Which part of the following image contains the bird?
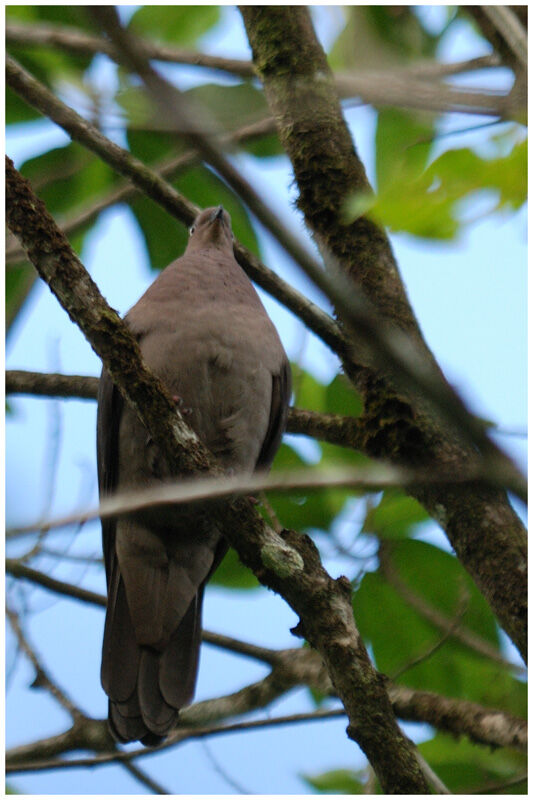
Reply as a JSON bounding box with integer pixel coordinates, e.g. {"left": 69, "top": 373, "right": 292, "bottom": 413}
{"left": 97, "top": 205, "right": 291, "bottom": 745}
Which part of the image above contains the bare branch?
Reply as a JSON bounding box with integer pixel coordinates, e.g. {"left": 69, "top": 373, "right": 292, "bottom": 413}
{"left": 414, "top": 752, "right": 451, "bottom": 795}
{"left": 7, "top": 681, "right": 527, "bottom": 775}
{"left": 6, "top": 558, "right": 106, "bottom": 606}
{"left": 480, "top": 6, "right": 527, "bottom": 69}
{"left": 6, "top": 116, "right": 277, "bottom": 267}
{"left": 5, "top": 604, "right": 83, "bottom": 721}
{"left": 6, "top": 21, "right": 508, "bottom": 116}
{"left": 9, "top": 458, "right": 512, "bottom": 541}
{"left": 6, "top": 369, "right": 99, "bottom": 399}
{"left": 335, "top": 71, "right": 509, "bottom": 117}
{"left": 122, "top": 761, "right": 170, "bottom": 795}
{"left": 388, "top": 683, "right": 527, "bottom": 752}
{"left": 6, "top": 21, "right": 255, "bottom": 78}
{"left": 5, "top": 54, "right": 343, "bottom": 357}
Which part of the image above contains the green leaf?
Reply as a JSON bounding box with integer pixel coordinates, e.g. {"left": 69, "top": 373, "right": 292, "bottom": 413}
{"left": 267, "top": 443, "right": 352, "bottom": 534}
{"left": 128, "top": 5, "right": 220, "bottom": 46}
{"left": 362, "top": 489, "right": 429, "bottom": 539}
{"left": 210, "top": 547, "right": 259, "bottom": 590}
{"left": 353, "top": 540, "right": 517, "bottom": 702}
{"left": 292, "top": 366, "right": 362, "bottom": 418}
{"left": 418, "top": 734, "right": 527, "bottom": 794}
{"left": 302, "top": 768, "right": 366, "bottom": 794}
{"left": 375, "top": 108, "right": 435, "bottom": 194}
{"left": 188, "top": 83, "right": 269, "bottom": 131}
{"left": 186, "top": 83, "right": 283, "bottom": 158}
{"left": 6, "top": 5, "right": 96, "bottom": 29}
{"left": 291, "top": 364, "right": 327, "bottom": 411}
{"left": 6, "top": 86, "right": 42, "bottom": 124}
{"left": 346, "top": 137, "right": 527, "bottom": 240}
{"left": 328, "top": 6, "right": 437, "bottom": 71}
{"left": 19, "top": 143, "right": 115, "bottom": 219}
{"left": 325, "top": 374, "right": 363, "bottom": 418}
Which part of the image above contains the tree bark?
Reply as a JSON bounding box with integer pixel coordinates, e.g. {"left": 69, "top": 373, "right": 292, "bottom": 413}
{"left": 240, "top": 6, "right": 527, "bottom": 662}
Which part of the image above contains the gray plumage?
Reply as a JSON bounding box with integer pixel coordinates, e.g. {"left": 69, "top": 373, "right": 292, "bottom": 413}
{"left": 97, "top": 206, "right": 291, "bottom": 745}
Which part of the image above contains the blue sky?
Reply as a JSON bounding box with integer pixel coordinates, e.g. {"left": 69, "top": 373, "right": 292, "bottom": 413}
{"left": 6, "top": 6, "right": 526, "bottom": 794}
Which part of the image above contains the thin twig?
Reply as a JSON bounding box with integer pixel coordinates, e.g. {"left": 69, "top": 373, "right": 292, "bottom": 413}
{"left": 5, "top": 604, "right": 83, "bottom": 721}
{"left": 7, "top": 460, "right": 506, "bottom": 540}
{"left": 200, "top": 741, "right": 251, "bottom": 794}
{"left": 414, "top": 752, "right": 451, "bottom": 795}
{"left": 5, "top": 54, "right": 343, "bottom": 358}
{"left": 6, "top": 21, "right": 506, "bottom": 115}
{"left": 390, "top": 583, "right": 469, "bottom": 681}
{"left": 481, "top": 6, "right": 527, "bottom": 69}
{"left": 5, "top": 116, "right": 277, "bottom": 266}
{"left": 122, "top": 761, "right": 170, "bottom": 795}
{"left": 379, "top": 546, "right": 525, "bottom": 675}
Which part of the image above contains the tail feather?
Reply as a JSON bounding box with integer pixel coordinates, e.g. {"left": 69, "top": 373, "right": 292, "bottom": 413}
{"left": 101, "top": 571, "right": 139, "bottom": 702}
{"left": 137, "top": 647, "right": 179, "bottom": 734}
{"left": 103, "top": 582, "right": 203, "bottom": 743}
{"left": 109, "top": 698, "right": 147, "bottom": 744}
{"left": 160, "top": 590, "right": 203, "bottom": 708}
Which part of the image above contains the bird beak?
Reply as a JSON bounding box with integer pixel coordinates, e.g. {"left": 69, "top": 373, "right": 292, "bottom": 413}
{"left": 209, "top": 206, "right": 224, "bottom": 224}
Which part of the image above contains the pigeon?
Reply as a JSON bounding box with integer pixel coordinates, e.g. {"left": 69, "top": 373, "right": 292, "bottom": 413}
{"left": 97, "top": 206, "right": 291, "bottom": 744}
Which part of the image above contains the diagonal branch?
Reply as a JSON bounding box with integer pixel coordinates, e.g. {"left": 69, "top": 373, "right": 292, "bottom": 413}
{"left": 5, "top": 53, "right": 344, "bottom": 357}
{"left": 239, "top": 5, "right": 527, "bottom": 663}
{"left": 6, "top": 604, "right": 83, "bottom": 722}
{"left": 5, "top": 116, "right": 277, "bottom": 267}
{"left": 6, "top": 52, "right": 525, "bottom": 498}
{"left": 5, "top": 155, "right": 430, "bottom": 794}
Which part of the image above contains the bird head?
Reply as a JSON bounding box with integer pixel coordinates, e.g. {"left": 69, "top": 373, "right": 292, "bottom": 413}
{"left": 187, "top": 206, "right": 234, "bottom": 251}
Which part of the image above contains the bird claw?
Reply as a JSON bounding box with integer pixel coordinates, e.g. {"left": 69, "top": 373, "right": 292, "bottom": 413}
{"left": 172, "top": 395, "right": 192, "bottom": 416}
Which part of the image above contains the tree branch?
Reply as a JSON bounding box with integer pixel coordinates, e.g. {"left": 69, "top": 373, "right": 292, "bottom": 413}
{"left": 6, "top": 368, "right": 368, "bottom": 451}
{"left": 5, "top": 116, "right": 277, "bottom": 267}
{"left": 7, "top": 559, "right": 526, "bottom": 756}
{"left": 6, "top": 54, "right": 524, "bottom": 501}
{"left": 6, "top": 369, "right": 99, "bottom": 400}
{"left": 239, "top": 5, "right": 527, "bottom": 663}
{"left": 5, "top": 53, "right": 344, "bottom": 358}
{"left": 6, "top": 21, "right": 510, "bottom": 116}
{"left": 6, "top": 604, "right": 83, "bottom": 722}
{"left": 5, "top": 156, "right": 429, "bottom": 794}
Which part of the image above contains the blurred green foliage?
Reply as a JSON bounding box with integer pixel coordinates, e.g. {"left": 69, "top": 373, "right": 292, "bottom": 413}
{"left": 5, "top": 5, "right": 526, "bottom": 794}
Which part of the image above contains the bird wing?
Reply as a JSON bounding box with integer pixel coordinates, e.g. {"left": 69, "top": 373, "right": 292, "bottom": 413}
{"left": 256, "top": 357, "right": 292, "bottom": 470}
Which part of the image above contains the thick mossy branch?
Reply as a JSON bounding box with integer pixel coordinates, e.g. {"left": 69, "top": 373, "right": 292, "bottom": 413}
{"left": 6, "top": 156, "right": 428, "bottom": 793}
{"left": 240, "top": 6, "right": 527, "bottom": 663}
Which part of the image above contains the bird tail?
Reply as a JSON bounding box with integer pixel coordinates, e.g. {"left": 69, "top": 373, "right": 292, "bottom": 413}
{"left": 102, "top": 571, "right": 204, "bottom": 745}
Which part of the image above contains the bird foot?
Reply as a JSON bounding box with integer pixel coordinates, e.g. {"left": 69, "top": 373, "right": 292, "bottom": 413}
{"left": 172, "top": 395, "right": 192, "bottom": 416}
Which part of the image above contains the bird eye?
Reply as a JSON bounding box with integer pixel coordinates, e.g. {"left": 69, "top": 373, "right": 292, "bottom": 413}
{"left": 189, "top": 224, "right": 196, "bottom": 236}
